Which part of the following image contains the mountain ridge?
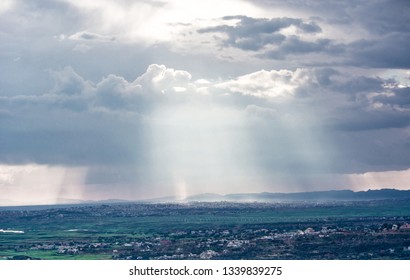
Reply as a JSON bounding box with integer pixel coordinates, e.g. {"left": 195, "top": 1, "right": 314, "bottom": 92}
{"left": 152, "top": 188, "right": 410, "bottom": 202}
{"left": 1, "top": 188, "right": 409, "bottom": 207}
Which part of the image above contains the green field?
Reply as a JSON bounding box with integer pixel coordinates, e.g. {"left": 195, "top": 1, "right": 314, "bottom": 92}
{"left": 1, "top": 200, "right": 410, "bottom": 260}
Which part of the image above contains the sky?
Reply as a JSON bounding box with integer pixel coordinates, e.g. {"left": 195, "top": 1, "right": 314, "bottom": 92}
{"left": 1, "top": 0, "right": 410, "bottom": 205}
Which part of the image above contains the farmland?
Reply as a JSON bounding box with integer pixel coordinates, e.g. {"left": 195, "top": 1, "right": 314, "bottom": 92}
{"left": 1, "top": 199, "right": 410, "bottom": 260}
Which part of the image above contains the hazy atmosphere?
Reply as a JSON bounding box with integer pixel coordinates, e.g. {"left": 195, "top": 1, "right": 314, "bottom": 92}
{"left": 1, "top": 0, "right": 410, "bottom": 205}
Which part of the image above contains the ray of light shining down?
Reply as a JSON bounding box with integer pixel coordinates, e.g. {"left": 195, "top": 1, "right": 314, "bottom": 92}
{"left": 149, "top": 103, "right": 259, "bottom": 198}
{"left": 0, "top": 0, "right": 14, "bottom": 15}
{"left": 64, "top": 0, "right": 263, "bottom": 43}
{"left": 0, "top": 164, "right": 87, "bottom": 205}
{"left": 1, "top": 0, "right": 410, "bottom": 205}
{"left": 216, "top": 68, "right": 335, "bottom": 192}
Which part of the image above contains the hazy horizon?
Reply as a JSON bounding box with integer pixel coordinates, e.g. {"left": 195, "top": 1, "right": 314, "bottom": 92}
{"left": 1, "top": 0, "right": 410, "bottom": 205}
{"left": 0, "top": 187, "right": 408, "bottom": 207}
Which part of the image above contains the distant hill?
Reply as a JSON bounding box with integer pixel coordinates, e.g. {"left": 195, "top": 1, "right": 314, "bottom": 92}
{"left": 2, "top": 189, "right": 410, "bottom": 207}
{"left": 183, "top": 189, "right": 410, "bottom": 202}
{"left": 0, "top": 198, "right": 132, "bottom": 208}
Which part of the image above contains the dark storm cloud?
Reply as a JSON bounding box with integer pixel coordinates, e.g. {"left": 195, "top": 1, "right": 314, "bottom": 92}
{"left": 2, "top": 0, "right": 410, "bottom": 196}
{"left": 237, "top": 68, "right": 410, "bottom": 173}
{"left": 346, "top": 0, "right": 410, "bottom": 35}
{"left": 246, "top": 0, "right": 410, "bottom": 33}
{"left": 330, "top": 127, "right": 410, "bottom": 173}
{"left": 203, "top": 1, "right": 410, "bottom": 68}
{"left": 198, "top": 15, "right": 321, "bottom": 51}
{"left": 0, "top": 127, "right": 148, "bottom": 166}
{"left": 0, "top": 65, "right": 192, "bottom": 166}
{"left": 262, "top": 37, "right": 343, "bottom": 60}
{"left": 347, "top": 33, "right": 410, "bottom": 68}
{"left": 211, "top": 65, "right": 410, "bottom": 144}
{"left": 0, "top": 92, "right": 149, "bottom": 167}
{"left": 1, "top": 62, "right": 410, "bottom": 190}
{"left": 197, "top": 15, "right": 346, "bottom": 61}
{"left": 0, "top": 0, "right": 85, "bottom": 96}
{"left": 289, "top": 70, "right": 410, "bottom": 132}
{"left": 298, "top": 71, "right": 410, "bottom": 132}
{"left": 373, "top": 87, "right": 410, "bottom": 108}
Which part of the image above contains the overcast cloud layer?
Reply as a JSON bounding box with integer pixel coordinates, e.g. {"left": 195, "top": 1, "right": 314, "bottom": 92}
{"left": 1, "top": 0, "right": 410, "bottom": 204}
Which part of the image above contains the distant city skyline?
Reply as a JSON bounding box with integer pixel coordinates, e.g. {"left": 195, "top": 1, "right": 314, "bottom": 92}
{"left": 1, "top": 0, "right": 410, "bottom": 205}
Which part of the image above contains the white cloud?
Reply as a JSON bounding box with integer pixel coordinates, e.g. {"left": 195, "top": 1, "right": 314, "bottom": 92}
{"left": 135, "top": 64, "right": 192, "bottom": 92}
{"left": 214, "top": 68, "right": 309, "bottom": 98}
{"left": 0, "top": 0, "right": 14, "bottom": 15}
{"left": 50, "top": 66, "right": 94, "bottom": 96}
